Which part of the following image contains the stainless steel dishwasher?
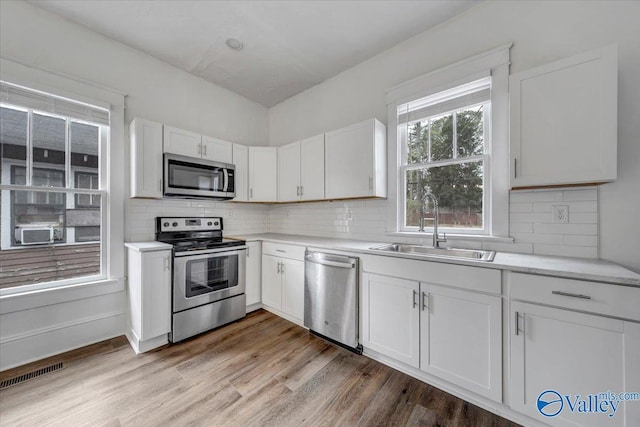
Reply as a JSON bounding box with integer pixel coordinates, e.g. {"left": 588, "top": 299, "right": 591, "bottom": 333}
{"left": 304, "top": 250, "right": 362, "bottom": 354}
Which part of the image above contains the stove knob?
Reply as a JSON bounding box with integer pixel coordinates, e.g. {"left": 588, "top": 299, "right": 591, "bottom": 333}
{"left": 214, "top": 221, "right": 219, "bottom": 226}
{"left": 207, "top": 221, "right": 213, "bottom": 226}
{"left": 172, "top": 222, "right": 178, "bottom": 227}
{"left": 163, "top": 222, "right": 169, "bottom": 228}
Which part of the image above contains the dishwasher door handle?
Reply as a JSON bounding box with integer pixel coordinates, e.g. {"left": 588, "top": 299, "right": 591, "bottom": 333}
{"left": 305, "top": 258, "right": 355, "bottom": 269}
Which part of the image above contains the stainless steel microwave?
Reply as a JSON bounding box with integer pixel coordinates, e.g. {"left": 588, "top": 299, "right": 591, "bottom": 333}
{"left": 164, "top": 153, "right": 235, "bottom": 200}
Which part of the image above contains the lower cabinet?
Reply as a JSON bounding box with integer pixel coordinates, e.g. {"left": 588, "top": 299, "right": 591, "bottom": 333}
{"left": 245, "top": 241, "right": 262, "bottom": 310}
{"left": 510, "top": 301, "right": 640, "bottom": 427}
{"left": 261, "top": 243, "right": 305, "bottom": 324}
{"left": 362, "top": 272, "right": 502, "bottom": 402}
{"left": 125, "top": 242, "right": 173, "bottom": 354}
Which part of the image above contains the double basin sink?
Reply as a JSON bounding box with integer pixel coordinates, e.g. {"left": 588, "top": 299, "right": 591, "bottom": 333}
{"left": 370, "top": 243, "right": 496, "bottom": 262}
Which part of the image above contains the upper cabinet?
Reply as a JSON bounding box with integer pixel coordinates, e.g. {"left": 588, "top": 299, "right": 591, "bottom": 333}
{"left": 232, "top": 143, "right": 249, "bottom": 201}
{"left": 163, "top": 125, "right": 202, "bottom": 159}
{"left": 164, "top": 125, "right": 234, "bottom": 164}
{"left": 202, "top": 135, "right": 233, "bottom": 164}
{"left": 278, "top": 134, "right": 325, "bottom": 202}
{"left": 249, "top": 147, "right": 278, "bottom": 202}
{"left": 510, "top": 45, "right": 617, "bottom": 189}
{"left": 130, "top": 118, "right": 163, "bottom": 199}
{"left": 325, "top": 118, "right": 387, "bottom": 199}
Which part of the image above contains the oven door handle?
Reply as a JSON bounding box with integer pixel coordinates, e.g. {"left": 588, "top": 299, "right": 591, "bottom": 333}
{"left": 173, "top": 246, "right": 247, "bottom": 257}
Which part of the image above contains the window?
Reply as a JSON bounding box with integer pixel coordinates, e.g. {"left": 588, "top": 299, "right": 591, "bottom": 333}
{"left": 386, "top": 45, "right": 511, "bottom": 238}
{"left": 0, "top": 81, "right": 108, "bottom": 290}
{"left": 400, "top": 78, "right": 490, "bottom": 233}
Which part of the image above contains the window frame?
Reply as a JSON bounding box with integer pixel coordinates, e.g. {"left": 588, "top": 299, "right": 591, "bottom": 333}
{"left": 400, "top": 100, "right": 491, "bottom": 234}
{"left": 385, "top": 44, "right": 512, "bottom": 240}
{"left": 0, "top": 57, "right": 125, "bottom": 298}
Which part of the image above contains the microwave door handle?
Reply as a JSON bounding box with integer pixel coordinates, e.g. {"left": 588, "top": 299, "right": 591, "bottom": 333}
{"left": 223, "top": 168, "right": 229, "bottom": 192}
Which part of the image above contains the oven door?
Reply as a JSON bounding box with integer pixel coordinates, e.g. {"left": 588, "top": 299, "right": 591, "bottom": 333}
{"left": 164, "top": 153, "right": 235, "bottom": 199}
{"left": 173, "top": 247, "right": 246, "bottom": 312}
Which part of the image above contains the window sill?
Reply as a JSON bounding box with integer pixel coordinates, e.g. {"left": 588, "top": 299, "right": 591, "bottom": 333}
{"left": 386, "top": 231, "right": 514, "bottom": 244}
{"left": 0, "top": 277, "right": 125, "bottom": 314}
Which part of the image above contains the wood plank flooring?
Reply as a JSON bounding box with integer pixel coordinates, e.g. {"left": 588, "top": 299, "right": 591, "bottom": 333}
{"left": 0, "top": 310, "right": 520, "bottom": 426}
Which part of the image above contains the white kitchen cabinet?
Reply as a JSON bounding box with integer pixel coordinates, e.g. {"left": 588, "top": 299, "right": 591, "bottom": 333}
{"left": 248, "top": 147, "right": 278, "bottom": 202}
{"left": 245, "top": 241, "right": 262, "bottom": 310}
{"left": 202, "top": 135, "right": 233, "bottom": 163}
{"left": 129, "top": 118, "right": 163, "bottom": 198}
{"left": 510, "top": 44, "right": 617, "bottom": 188}
{"left": 362, "top": 273, "right": 420, "bottom": 368}
{"left": 261, "top": 242, "right": 305, "bottom": 324}
{"left": 510, "top": 301, "right": 639, "bottom": 427}
{"left": 420, "top": 283, "right": 502, "bottom": 402}
{"left": 163, "top": 125, "right": 203, "bottom": 159}
{"left": 232, "top": 143, "right": 249, "bottom": 201}
{"left": 125, "top": 242, "right": 173, "bottom": 354}
{"left": 325, "top": 118, "right": 386, "bottom": 199}
{"left": 278, "top": 134, "right": 325, "bottom": 202}
{"left": 277, "top": 141, "right": 301, "bottom": 202}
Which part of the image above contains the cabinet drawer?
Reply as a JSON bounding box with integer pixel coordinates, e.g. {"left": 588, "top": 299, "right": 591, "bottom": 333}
{"left": 262, "top": 242, "right": 305, "bottom": 260}
{"left": 509, "top": 272, "right": 640, "bottom": 322}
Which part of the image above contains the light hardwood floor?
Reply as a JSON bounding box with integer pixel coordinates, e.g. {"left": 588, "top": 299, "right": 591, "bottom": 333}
{"left": 0, "top": 310, "right": 520, "bottom": 426}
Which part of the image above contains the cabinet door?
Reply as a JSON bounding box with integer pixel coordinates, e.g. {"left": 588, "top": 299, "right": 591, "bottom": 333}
{"left": 130, "top": 118, "right": 163, "bottom": 198}
{"left": 510, "top": 302, "right": 638, "bottom": 427}
{"left": 277, "top": 141, "right": 301, "bottom": 202}
{"left": 281, "top": 258, "right": 304, "bottom": 321}
{"left": 420, "top": 284, "right": 502, "bottom": 402}
{"left": 141, "top": 250, "right": 172, "bottom": 341}
{"left": 261, "top": 255, "right": 282, "bottom": 310}
{"left": 510, "top": 45, "right": 617, "bottom": 188}
{"left": 362, "top": 273, "right": 420, "bottom": 368}
{"left": 300, "top": 134, "right": 325, "bottom": 200}
{"left": 249, "top": 147, "right": 278, "bottom": 202}
{"left": 245, "top": 241, "right": 262, "bottom": 307}
{"left": 232, "top": 144, "right": 249, "bottom": 201}
{"left": 202, "top": 135, "right": 233, "bottom": 163}
{"left": 325, "top": 119, "right": 374, "bottom": 199}
{"left": 163, "top": 125, "right": 202, "bottom": 158}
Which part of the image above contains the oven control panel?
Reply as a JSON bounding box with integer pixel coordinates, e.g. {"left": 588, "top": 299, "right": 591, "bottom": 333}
{"left": 157, "top": 217, "right": 222, "bottom": 232}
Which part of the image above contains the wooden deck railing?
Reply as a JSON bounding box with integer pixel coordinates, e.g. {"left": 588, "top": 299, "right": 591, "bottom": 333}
{"left": 0, "top": 243, "right": 100, "bottom": 289}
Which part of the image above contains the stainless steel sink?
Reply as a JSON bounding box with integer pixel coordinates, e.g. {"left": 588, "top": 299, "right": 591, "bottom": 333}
{"left": 369, "top": 243, "right": 496, "bottom": 262}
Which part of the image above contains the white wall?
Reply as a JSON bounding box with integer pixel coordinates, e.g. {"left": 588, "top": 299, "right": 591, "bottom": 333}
{"left": 0, "top": 1, "right": 271, "bottom": 370}
{"left": 268, "top": 0, "right": 640, "bottom": 271}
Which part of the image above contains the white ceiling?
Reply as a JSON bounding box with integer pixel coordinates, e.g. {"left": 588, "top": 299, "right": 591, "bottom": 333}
{"left": 29, "top": 1, "right": 478, "bottom": 107}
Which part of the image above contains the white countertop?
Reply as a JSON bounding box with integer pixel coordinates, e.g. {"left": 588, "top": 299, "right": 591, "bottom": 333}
{"left": 125, "top": 241, "right": 173, "bottom": 252}
{"left": 229, "top": 233, "right": 640, "bottom": 286}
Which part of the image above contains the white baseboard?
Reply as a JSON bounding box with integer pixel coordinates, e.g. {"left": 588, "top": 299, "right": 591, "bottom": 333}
{"left": 246, "top": 302, "right": 263, "bottom": 313}
{"left": 125, "top": 330, "right": 168, "bottom": 354}
{"left": 261, "top": 305, "right": 306, "bottom": 328}
{"left": 0, "top": 312, "right": 125, "bottom": 371}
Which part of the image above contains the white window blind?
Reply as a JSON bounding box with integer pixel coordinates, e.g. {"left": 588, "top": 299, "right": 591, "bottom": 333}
{"left": 0, "top": 81, "right": 109, "bottom": 125}
{"left": 398, "top": 77, "right": 491, "bottom": 125}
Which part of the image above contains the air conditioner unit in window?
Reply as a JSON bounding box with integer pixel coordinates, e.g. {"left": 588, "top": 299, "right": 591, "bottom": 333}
{"left": 20, "top": 227, "right": 54, "bottom": 245}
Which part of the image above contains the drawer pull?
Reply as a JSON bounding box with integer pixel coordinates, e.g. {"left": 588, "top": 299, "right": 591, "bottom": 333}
{"left": 413, "top": 290, "right": 417, "bottom": 308}
{"left": 276, "top": 249, "right": 286, "bottom": 253}
{"left": 552, "top": 290, "right": 591, "bottom": 300}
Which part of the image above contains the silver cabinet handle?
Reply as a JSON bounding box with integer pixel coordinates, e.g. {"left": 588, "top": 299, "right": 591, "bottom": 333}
{"left": 280, "top": 262, "right": 285, "bottom": 273}
{"left": 413, "top": 290, "right": 417, "bottom": 308}
{"left": 246, "top": 247, "right": 250, "bottom": 257}
{"left": 276, "top": 249, "right": 286, "bottom": 253}
{"left": 514, "top": 158, "right": 517, "bottom": 178}
{"left": 300, "top": 186, "right": 304, "bottom": 196}
{"left": 197, "top": 144, "right": 201, "bottom": 155}
{"left": 203, "top": 144, "right": 207, "bottom": 156}
{"left": 250, "top": 188, "right": 253, "bottom": 199}
{"left": 422, "top": 292, "right": 429, "bottom": 311}
{"left": 552, "top": 291, "right": 591, "bottom": 300}
{"left": 276, "top": 262, "right": 281, "bottom": 274}
{"left": 164, "top": 256, "right": 170, "bottom": 271}
{"left": 368, "top": 177, "right": 373, "bottom": 190}
{"left": 515, "top": 311, "right": 522, "bottom": 336}
{"left": 296, "top": 186, "right": 300, "bottom": 196}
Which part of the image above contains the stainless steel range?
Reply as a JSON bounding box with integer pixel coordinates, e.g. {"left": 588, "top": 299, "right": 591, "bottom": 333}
{"left": 156, "top": 217, "right": 246, "bottom": 342}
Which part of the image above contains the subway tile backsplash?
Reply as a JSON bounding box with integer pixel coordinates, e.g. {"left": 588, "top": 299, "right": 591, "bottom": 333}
{"left": 126, "top": 187, "right": 599, "bottom": 259}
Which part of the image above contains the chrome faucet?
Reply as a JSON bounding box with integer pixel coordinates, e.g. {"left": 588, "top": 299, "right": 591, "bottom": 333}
{"left": 419, "top": 191, "right": 447, "bottom": 249}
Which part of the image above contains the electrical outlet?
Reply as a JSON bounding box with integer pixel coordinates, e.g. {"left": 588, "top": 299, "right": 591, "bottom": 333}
{"left": 552, "top": 205, "right": 569, "bottom": 224}
{"left": 346, "top": 209, "right": 353, "bottom": 221}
